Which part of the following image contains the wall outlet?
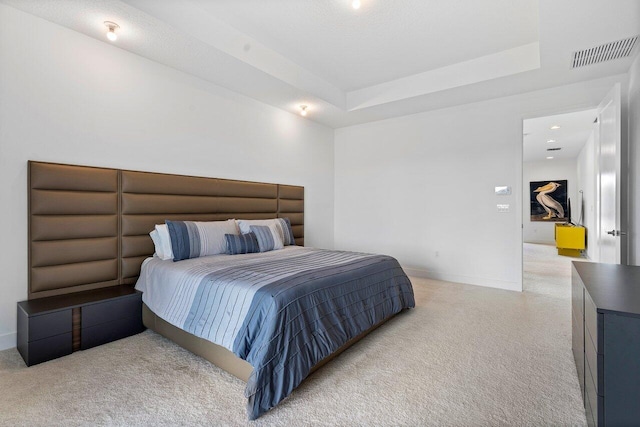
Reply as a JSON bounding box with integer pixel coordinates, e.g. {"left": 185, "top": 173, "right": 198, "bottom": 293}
{"left": 497, "top": 204, "right": 510, "bottom": 212}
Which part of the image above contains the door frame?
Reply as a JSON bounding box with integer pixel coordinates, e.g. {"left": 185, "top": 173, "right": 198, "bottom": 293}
{"left": 518, "top": 100, "right": 625, "bottom": 289}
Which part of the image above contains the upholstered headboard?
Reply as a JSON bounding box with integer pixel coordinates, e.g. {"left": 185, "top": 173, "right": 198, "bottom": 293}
{"left": 28, "top": 161, "right": 304, "bottom": 299}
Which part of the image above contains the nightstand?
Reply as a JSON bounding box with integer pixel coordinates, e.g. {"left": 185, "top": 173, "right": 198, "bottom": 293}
{"left": 17, "top": 286, "right": 144, "bottom": 366}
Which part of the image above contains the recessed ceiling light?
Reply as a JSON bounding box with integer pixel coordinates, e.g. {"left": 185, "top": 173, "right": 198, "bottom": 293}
{"left": 352, "top": 0, "right": 361, "bottom": 9}
{"left": 299, "top": 105, "right": 308, "bottom": 116}
{"left": 546, "top": 156, "right": 554, "bottom": 160}
{"left": 550, "top": 125, "right": 561, "bottom": 130}
{"left": 104, "top": 21, "right": 119, "bottom": 42}
{"left": 547, "top": 139, "right": 556, "bottom": 143}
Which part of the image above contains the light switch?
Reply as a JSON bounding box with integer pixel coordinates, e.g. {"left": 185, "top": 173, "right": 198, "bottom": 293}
{"left": 497, "top": 204, "right": 510, "bottom": 212}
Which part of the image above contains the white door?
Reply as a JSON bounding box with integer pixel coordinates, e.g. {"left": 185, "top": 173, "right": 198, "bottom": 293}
{"left": 597, "top": 83, "right": 624, "bottom": 264}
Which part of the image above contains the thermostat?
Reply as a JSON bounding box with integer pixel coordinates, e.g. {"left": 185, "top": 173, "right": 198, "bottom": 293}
{"left": 495, "top": 186, "right": 511, "bottom": 195}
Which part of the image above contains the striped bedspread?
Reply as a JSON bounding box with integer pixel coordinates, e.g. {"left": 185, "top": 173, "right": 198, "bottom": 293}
{"left": 135, "top": 246, "right": 415, "bottom": 419}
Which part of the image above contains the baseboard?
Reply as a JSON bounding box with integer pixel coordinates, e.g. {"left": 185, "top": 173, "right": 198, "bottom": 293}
{"left": 0, "top": 332, "right": 16, "bottom": 351}
{"left": 402, "top": 266, "right": 521, "bottom": 292}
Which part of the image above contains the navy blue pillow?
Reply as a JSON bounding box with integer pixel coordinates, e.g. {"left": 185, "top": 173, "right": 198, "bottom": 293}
{"left": 225, "top": 232, "right": 259, "bottom": 255}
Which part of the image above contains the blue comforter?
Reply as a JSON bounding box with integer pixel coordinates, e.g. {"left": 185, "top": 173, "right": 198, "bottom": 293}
{"left": 136, "top": 247, "right": 415, "bottom": 419}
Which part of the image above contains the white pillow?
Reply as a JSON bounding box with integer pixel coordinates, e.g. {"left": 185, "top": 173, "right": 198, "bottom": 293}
{"left": 154, "top": 224, "right": 174, "bottom": 261}
{"left": 192, "top": 219, "right": 239, "bottom": 256}
{"left": 149, "top": 229, "right": 161, "bottom": 258}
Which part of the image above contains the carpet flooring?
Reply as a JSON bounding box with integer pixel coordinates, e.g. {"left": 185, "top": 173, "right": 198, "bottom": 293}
{"left": 0, "top": 244, "right": 587, "bottom": 426}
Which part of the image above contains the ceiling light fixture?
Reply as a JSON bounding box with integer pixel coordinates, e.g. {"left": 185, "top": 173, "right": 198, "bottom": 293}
{"left": 550, "top": 125, "right": 561, "bottom": 130}
{"left": 352, "top": 0, "right": 361, "bottom": 9}
{"left": 299, "top": 105, "right": 308, "bottom": 116}
{"left": 546, "top": 156, "right": 554, "bottom": 160}
{"left": 104, "top": 21, "right": 120, "bottom": 42}
{"left": 547, "top": 139, "right": 556, "bottom": 143}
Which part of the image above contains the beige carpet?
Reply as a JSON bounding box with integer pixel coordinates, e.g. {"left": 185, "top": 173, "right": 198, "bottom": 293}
{"left": 0, "top": 244, "right": 586, "bottom": 426}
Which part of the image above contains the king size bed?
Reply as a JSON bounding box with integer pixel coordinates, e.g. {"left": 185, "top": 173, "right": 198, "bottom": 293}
{"left": 28, "top": 161, "right": 415, "bottom": 419}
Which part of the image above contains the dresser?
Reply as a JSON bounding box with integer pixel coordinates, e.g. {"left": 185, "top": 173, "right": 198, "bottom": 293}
{"left": 17, "top": 286, "right": 144, "bottom": 366}
{"left": 571, "top": 262, "right": 640, "bottom": 427}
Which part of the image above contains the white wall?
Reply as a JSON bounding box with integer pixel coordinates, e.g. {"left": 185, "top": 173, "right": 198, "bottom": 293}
{"left": 577, "top": 132, "right": 598, "bottom": 260}
{"left": 628, "top": 53, "right": 640, "bottom": 265}
{"left": 0, "top": 6, "right": 335, "bottom": 350}
{"left": 335, "top": 74, "right": 628, "bottom": 292}
{"left": 522, "top": 159, "right": 578, "bottom": 244}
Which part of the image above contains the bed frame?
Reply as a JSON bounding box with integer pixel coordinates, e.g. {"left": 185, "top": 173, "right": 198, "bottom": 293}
{"left": 142, "top": 302, "right": 391, "bottom": 382}
{"left": 28, "top": 161, "right": 391, "bottom": 382}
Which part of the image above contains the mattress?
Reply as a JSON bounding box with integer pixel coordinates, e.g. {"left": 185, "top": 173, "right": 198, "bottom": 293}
{"left": 135, "top": 246, "right": 415, "bottom": 419}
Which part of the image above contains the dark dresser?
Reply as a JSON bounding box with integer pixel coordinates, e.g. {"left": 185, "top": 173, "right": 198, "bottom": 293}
{"left": 17, "top": 286, "right": 144, "bottom": 366}
{"left": 572, "top": 262, "right": 640, "bottom": 427}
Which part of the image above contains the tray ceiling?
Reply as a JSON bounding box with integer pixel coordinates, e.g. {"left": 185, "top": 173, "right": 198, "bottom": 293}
{"left": 2, "top": 0, "right": 638, "bottom": 128}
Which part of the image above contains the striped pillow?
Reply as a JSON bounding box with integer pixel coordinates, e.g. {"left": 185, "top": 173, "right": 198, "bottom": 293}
{"left": 237, "top": 218, "right": 296, "bottom": 246}
{"left": 281, "top": 218, "right": 296, "bottom": 246}
{"left": 225, "top": 232, "right": 259, "bottom": 255}
{"left": 166, "top": 219, "right": 239, "bottom": 261}
{"left": 250, "top": 224, "right": 284, "bottom": 252}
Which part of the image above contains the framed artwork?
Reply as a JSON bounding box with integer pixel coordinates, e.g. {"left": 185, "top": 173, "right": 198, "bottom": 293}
{"left": 530, "top": 180, "right": 568, "bottom": 222}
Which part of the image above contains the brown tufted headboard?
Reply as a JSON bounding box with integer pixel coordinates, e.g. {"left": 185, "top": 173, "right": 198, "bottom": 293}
{"left": 28, "top": 161, "right": 304, "bottom": 299}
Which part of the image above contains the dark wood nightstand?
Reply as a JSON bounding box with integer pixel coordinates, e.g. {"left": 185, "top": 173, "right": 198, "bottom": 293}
{"left": 17, "top": 286, "right": 145, "bottom": 366}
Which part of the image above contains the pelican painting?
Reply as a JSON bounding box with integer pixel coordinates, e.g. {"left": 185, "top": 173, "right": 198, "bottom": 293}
{"left": 530, "top": 179, "right": 568, "bottom": 222}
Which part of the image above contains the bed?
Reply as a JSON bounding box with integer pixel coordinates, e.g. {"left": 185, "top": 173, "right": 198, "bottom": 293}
{"left": 27, "top": 161, "right": 415, "bottom": 419}
{"left": 136, "top": 246, "right": 414, "bottom": 418}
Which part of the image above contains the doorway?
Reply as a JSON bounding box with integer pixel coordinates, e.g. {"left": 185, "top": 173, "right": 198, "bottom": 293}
{"left": 522, "top": 109, "right": 597, "bottom": 292}
{"left": 521, "top": 83, "right": 626, "bottom": 292}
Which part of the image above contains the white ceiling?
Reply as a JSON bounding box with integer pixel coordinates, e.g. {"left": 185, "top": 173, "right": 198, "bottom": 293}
{"left": 2, "top": 0, "right": 639, "bottom": 128}
{"left": 190, "top": 0, "right": 540, "bottom": 91}
{"left": 523, "top": 109, "right": 597, "bottom": 162}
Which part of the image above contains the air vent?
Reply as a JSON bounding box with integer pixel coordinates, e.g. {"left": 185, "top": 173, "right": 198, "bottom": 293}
{"left": 572, "top": 36, "right": 638, "bottom": 68}
{"left": 547, "top": 147, "right": 562, "bottom": 152}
